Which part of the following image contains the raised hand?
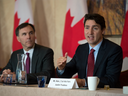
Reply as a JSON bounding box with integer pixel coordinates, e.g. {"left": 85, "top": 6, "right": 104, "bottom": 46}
{"left": 57, "top": 52, "right": 68, "bottom": 70}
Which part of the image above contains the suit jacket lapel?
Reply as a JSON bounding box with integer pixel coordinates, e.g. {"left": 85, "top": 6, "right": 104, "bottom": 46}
{"left": 20, "top": 49, "right": 24, "bottom": 54}
{"left": 85, "top": 46, "right": 89, "bottom": 67}
{"left": 85, "top": 45, "right": 89, "bottom": 77}
{"left": 81, "top": 43, "right": 89, "bottom": 78}
{"left": 93, "top": 39, "right": 106, "bottom": 75}
{"left": 32, "top": 44, "right": 39, "bottom": 73}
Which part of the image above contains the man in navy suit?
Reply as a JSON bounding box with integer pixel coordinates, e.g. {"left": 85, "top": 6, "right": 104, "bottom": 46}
{"left": 0, "top": 23, "right": 55, "bottom": 84}
{"left": 57, "top": 13, "right": 123, "bottom": 88}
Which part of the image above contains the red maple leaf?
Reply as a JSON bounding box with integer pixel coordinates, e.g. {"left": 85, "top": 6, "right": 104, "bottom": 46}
{"left": 12, "top": 12, "right": 30, "bottom": 51}
{"left": 62, "top": 9, "right": 85, "bottom": 58}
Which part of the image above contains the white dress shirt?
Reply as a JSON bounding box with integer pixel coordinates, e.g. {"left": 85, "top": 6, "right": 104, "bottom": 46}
{"left": 23, "top": 48, "right": 34, "bottom": 73}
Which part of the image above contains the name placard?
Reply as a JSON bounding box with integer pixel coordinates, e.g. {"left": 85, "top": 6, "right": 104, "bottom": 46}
{"left": 48, "top": 78, "right": 79, "bottom": 89}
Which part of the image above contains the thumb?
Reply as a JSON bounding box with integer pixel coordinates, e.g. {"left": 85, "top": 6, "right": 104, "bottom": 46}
{"left": 65, "top": 52, "right": 68, "bottom": 58}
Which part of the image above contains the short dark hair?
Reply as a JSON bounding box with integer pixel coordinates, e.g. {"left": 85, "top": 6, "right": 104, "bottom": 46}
{"left": 84, "top": 13, "right": 106, "bottom": 30}
{"left": 15, "top": 23, "right": 35, "bottom": 36}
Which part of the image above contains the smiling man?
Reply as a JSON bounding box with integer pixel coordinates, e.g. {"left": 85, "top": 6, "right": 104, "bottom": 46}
{"left": 0, "top": 23, "right": 55, "bottom": 84}
{"left": 56, "top": 13, "right": 123, "bottom": 88}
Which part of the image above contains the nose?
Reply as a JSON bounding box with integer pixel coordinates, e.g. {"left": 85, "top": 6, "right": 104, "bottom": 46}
{"left": 88, "top": 28, "right": 93, "bottom": 35}
{"left": 26, "top": 33, "right": 30, "bottom": 38}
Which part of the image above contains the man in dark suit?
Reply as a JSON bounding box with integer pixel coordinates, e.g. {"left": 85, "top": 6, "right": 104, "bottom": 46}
{"left": 57, "top": 13, "right": 123, "bottom": 88}
{"left": 0, "top": 23, "right": 55, "bottom": 84}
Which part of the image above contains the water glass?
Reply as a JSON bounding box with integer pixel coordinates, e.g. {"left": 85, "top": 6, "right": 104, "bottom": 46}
{"left": 3, "top": 74, "right": 13, "bottom": 84}
{"left": 37, "top": 76, "right": 47, "bottom": 87}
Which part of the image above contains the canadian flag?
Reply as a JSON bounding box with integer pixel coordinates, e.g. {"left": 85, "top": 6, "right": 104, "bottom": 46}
{"left": 121, "top": 3, "right": 128, "bottom": 71}
{"left": 12, "top": 0, "right": 34, "bottom": 52}
{"left": 62, "top": 0, "right": 88, "bottom": 61}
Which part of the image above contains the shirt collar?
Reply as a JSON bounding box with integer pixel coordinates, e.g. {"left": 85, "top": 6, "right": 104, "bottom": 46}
{"left": 23, "top": 48, "right": 34, "bottom": 54}
{"left": 89, "top": 40, "right": 103, "bottom": 52}
{"left": 23, "top": 44, "right": 35, "bottom": 54}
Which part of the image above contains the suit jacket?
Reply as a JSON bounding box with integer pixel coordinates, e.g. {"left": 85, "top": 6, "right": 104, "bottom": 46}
{"left": 0, "top": 44, "right": 55, "bottom": 84}
{"left": 58, "top": 38, "right": 123, "bottom": 88}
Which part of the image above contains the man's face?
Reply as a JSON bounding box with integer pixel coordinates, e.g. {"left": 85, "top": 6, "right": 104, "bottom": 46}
{"left": 17, "top": 25, "right": 35, "bottom": 51}
{"left": 84, "top": 20, "right": 105, "bottom": 47}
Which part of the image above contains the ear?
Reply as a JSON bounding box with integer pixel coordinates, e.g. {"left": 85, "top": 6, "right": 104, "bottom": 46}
{"left": 17, "top": 36, "right": 20, "bottom": 42}
{"left": 102, "top": 28, "right": 105, "bottom": 35}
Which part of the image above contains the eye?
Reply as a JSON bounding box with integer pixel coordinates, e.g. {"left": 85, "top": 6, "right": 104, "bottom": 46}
{"left": 29, "top": 31, "right": 34, "bottom": 35}
{"left": 93, "top": 27, "right": 98, "bottom": 30}
{"left": 22, "top": 33, "right": 26, "bottom": 36}
{"left": 85, "top": 26, "right": 89, "bottom": 29}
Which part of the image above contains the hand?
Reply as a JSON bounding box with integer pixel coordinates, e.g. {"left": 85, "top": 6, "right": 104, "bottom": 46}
{"left": 2, "top": 69, "right": 11, "bottom": 74}
{"left": 72, "top": 78, "right": 85, "bottom": 87}
{"left": 1, "top": 69, "right": 16, "bottom": 82}
{"left": 0, "top": 69, "right": 11, "bottom": 82}
{"left": 0, "top": 75, "right": 3, "bottom": 82}
{"left": 57, "top": 52, "right": 68, "bottom": 70}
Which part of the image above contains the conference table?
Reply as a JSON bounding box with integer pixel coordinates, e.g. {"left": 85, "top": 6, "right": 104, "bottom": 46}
{"left": 0, "top": 83, "right": 127, "bottom": 96}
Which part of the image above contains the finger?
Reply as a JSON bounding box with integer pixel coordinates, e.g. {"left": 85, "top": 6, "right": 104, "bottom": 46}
{"left": 60, "top": 58, "right": 67, "bottom": 62}
{"left": 65, "top": 52, "right": 68, "bottom": 58}
{"left": 7, "top": 69, "right": 11, "bottom": 73}
{"left": 1, "top": 76, "right": 3, "bottom": 79}
{"left": 4, "top": 72, "right": 8, "bottom": 74}
{"left": 58, "top": 57, "right": 66, "bottom": 63}
{"left": 7, "top": 69, "right": 11, "bottom": 71}
{"left": 2, "top": 70, "right": 7, "bottom": 74}
{"left": 3, "top": 69, "right": 7, "bottom": 73}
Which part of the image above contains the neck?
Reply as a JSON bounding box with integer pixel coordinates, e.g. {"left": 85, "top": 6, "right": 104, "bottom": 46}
{"left": 23, "top": 44, "right": 35, "bottom": 51}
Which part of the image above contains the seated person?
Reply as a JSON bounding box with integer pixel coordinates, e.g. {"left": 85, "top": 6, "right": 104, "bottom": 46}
{"left": 56, "top": 13, "right": 123, "bottom": 88}
{"left": 0, "top": 23, "right": 55, "bottom": 84}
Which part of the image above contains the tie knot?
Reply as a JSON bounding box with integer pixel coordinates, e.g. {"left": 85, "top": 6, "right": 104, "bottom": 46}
{"left": 26, "top": 53, "right": 29, "bottom": 56}
{"left": 90, "top": 49, "right": 95, "bottom": 53}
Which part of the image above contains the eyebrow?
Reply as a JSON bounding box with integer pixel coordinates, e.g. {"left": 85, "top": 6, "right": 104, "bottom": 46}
{"left": 85, "top": 25, "right": 99, "bottom": 27}
{"left": 22, "top": 30, "right": 33, "bottom": 33}
{"left": 29, "top": 31, "right": 34, "bottom": 33}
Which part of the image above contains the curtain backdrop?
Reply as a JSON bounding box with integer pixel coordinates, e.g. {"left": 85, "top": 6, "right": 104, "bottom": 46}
{"left": 0, "top": 0, "right": 122, "bottom": 69}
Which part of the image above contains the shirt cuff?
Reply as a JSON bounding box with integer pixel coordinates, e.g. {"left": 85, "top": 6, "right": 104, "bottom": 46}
{"left": 57, "top": 67, "right": 65, "bottom": 75}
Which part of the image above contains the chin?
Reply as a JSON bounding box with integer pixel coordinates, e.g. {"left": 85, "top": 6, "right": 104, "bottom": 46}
{"left": 88, "top": 40, "right": 94, "bottom": 43}
{"left": 27, "top": 45, "right": 33, "bottom": 48}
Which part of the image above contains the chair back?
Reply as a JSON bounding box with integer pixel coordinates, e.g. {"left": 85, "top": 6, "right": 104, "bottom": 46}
{"left": 120, "top": 70, "right": 128, "bottom": 88}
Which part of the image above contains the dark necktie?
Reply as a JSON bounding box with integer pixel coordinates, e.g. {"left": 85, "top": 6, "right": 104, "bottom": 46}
{"left": 87, "top": 49, "right": 95, "bottom": 77}
{"left": 26, "top": 53, "right": 30, "bottom": 74}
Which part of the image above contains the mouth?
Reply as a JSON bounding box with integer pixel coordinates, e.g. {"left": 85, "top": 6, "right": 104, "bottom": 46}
{"left": 26, "top": 40, "right": 32, "bottom": 43}
{"left": 88, "top": 35, "right": 94, "bottom": 40}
